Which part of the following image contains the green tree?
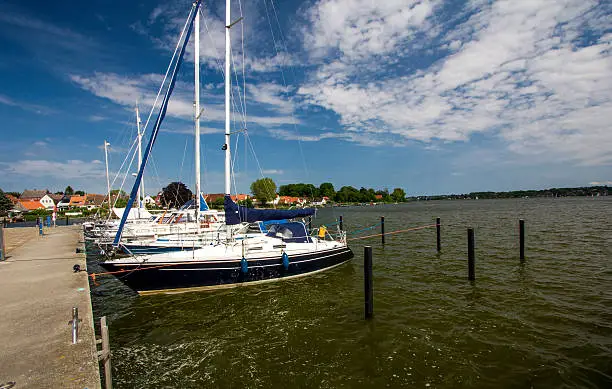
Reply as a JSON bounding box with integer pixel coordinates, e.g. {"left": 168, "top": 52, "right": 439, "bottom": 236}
{"left": 64, "top": 186, "right": 74, "bottom": 195}
{"left": 160, "top": 182, "right": 192, "bottom": 208}
{"left": 391, "top": 188, "right": 406, "bottom": 202}
{"left": 0, "top": 189, "right": 12, "bottom": 216}
{"left": 251, "top": 177, "right": 277, "bottom": 205}
{"left": 74, "top": 190, "right": 85, "bottom": 196}
{"left": 110, "top": 189, "right": 127, "bottom": 196}
{"left": 319, "top": 182, "right": 335, "bottom": 198}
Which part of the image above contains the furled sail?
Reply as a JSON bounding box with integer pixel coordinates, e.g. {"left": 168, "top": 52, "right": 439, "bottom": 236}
{"left": 224, "top": 195, "right": 314, "bottom": 225}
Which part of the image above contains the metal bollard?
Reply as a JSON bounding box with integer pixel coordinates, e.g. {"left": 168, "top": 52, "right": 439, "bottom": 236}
{"left": 69, "top": 307, "right": 82, "bottom": 344}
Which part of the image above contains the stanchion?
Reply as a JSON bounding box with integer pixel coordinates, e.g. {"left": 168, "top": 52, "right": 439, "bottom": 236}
{"left": 364, "top": 246, "right": 373, "bottom": 319}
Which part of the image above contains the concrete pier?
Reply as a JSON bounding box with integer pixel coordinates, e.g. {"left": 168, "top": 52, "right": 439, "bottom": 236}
{"left": 0, "top": 226, "right": 100, "bottom": 388}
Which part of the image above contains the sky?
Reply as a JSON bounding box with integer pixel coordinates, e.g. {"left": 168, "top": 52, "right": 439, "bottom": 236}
{"left": 0, "top": 0, "right": 611, "bottom": 197}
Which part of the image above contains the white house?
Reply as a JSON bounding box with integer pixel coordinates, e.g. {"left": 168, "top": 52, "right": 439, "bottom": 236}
{"left": 39, "top": 194, "right": 56, "bottom": 210}
{"left": 143, "top": 195, "right": 156, "bottom": 206}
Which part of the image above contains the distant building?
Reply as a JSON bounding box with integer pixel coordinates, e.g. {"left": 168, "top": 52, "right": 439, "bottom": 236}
{"left": 20, "top": 189, "right": 48, "bottom": 201}
{"left": 143, "top": 195, "right": 156, "bottom": 206}
{"left": 39, "top": 194, "right": 57, "bottom": 210}
{"left": 17, "top": 199, "right": 45, "bottom": 211}
{"left": 375, "top": 194, "right": 383, "bottom": 200}
{"left": 275, "top": 196, "right": 306, "bottom": 206}
{"left": 5, "top": 194, "right": 19, "bottom": 205}
{"left": 68, "top": 195, "right": 87, "bottom": 208}
{"left": 204, "top": 193, "right": 250, "bottom": 204}
{"left": 85, "top": 194, "right": 106, "bottom": 209}
{"left": 56, "top": 196, "right": 72, "bottom": 209}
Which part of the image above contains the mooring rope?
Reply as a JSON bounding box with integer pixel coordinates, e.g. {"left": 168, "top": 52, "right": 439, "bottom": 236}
{"left": 346, "top": 224, "right": 437, "bottom": 241}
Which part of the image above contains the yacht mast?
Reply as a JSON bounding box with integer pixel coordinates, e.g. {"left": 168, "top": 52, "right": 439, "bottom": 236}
{"left": 224, "top": 0, "right": 231, "bottom": 196}
{"left": 136, "top": 105, "right": 144, "bottom": 209}
{"left": 194, "top": 8, "right": 201, "bottom": 223}
{"left": 104, "top": 140, "right": 111, "bottom": 210}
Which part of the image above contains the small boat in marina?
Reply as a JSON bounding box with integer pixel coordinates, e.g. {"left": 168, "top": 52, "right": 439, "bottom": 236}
{"left": 97, "top": 0, "right": 353, "bottom": 294}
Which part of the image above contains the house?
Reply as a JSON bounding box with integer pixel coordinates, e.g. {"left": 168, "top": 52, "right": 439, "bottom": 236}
{"left": 6, "top": 194, "right": 19, "bottom": 205}
{"left": 143, "top": 195, "right": 156, "bottom": 206}
{"left": 276, "top": 196, "right": 307, "bottom": 206}
{"left": 56, "top": 196, "right": 72, "bottom": 209}
{"left": 85, "top": 194, "right": 107, "bottom": 209}
{"left": 17, "top": 199, "right": 45, "bottom": 211}
{"left": 375, "top": 194, "right": 383, "bottom": 200}
{"left": 39, "top": 194, "right": 56, "bottom": 210}
{"left": 204, "top": 193, "right": 250, "bottom": 204}
{"left": 20, "top": 189, "right": 48, "bottom": 201}
{"left": 68, "top": 195, "right": 87, "bottom": 208}
{"left": 312, "top": 196, "right": 329, "bottom": 206}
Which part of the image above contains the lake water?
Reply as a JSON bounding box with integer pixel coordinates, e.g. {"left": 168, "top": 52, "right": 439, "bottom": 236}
{"left": 87, "top": 198, "right": 612, "bottom": 388}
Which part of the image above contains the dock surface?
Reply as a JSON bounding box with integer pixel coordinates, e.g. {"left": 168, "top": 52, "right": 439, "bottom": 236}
{"left": 0, "top": 226, "right": 100, "bottom": 389}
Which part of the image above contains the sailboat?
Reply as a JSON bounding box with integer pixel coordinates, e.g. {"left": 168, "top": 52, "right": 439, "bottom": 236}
{"left": 98, "top": 0, "right": 353, "bottom": 294}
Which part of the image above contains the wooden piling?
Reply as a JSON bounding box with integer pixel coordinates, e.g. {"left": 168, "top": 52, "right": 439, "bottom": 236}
{"left": 339, "top": 215, "right": 343, "bottom": 232}
{"left": 519, "top": 219, "right": 525, "bottom": 260}
{"left": 467, "top": 228, "right": 475, "bottom": 281}
{"left": 380, "top": 216, "right": 385, "bottom": 245}
{"left": 436, "top": 217, "right": 441, "bottom": 252}
{"left": 364, "top": 246, "right": 373, "bottom": 319}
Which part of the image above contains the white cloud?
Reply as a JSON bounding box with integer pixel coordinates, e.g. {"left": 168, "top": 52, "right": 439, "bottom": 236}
{"left": 297, "top": 0, "right": 612, "bottom": 165}
{"left": 589, "top": 181, "right": 612, "bottom": 186}
{"left": 0, "top": 94, "right": 54, "bottom": 115}
{"left": 262, "top": 169, "right": 283, "bottom": 175}
{"left": 70, "top": 72, "right": 300, "bottom": 127}
{"left": 1, "top": 159, "right": 106, "bottom": 179}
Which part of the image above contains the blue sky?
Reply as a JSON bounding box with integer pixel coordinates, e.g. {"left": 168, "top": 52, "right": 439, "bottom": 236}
{"left": 0, "top": 0, "right": 611, "bottom": 196}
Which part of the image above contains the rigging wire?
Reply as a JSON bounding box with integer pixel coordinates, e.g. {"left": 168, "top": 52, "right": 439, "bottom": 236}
{"left": 263, "top": 0, "right": 315, "bottom": 199}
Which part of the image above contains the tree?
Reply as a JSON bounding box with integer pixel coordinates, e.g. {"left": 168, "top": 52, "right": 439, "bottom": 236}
{"left": 160, "top": 182, "right": 192, "bottom": 209}
{"left": 74, "top": 190, "right": 85, "bottom": 196}
{"left": 319, "top": 182, "right": 335, "bottom": 198}
{"left": 391, "top": 188, "right": 406, "bottom": 202}
{"left": 0, "top": 189, "right": 12, "bottom": 216}
{"left": 251, "top": 177, "right": 276, "bottom": 205}
{"left": 64, "top": 186, "right": 74, "bottom": 195}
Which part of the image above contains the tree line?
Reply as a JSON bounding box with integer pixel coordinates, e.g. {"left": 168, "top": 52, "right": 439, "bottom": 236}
{"left": 250, "top": 179, "right": 407, "bottom": 204}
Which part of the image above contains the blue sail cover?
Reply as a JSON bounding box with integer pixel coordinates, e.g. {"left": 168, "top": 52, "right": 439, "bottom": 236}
{"left": 224, "top": 195, "right": 315, "bottom": 225}
{"left": 200, "top": 193, "right": 209, "bottom": 211}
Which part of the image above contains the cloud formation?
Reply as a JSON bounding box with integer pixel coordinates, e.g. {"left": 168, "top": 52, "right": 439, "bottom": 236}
{"left": 297, "top": 0, "right": 612, "bottom": 165}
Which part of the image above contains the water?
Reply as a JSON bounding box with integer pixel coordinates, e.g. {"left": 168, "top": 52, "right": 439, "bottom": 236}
{"left": 87, "top": 198, "right": 612, "bottom": 388}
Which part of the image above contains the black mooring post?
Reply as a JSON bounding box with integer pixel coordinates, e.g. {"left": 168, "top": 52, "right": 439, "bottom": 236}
{"left": 468, "top": 228, "right": 475, "bottom": 281}
{"left": 339, "top": 215, "right": 343, "bottom": 232}
{"left": 66, "top": 216, "right": 69, "bottom": 226}
{"left": 364, "top": 246, "right": 373, "bottom": 319}
{"left": 519, "top": 219, "right": 525, "bottom": 261}
{"left": 381, "top": 216, "right": 385, "bottom": 245}
{"left": 436, "top": 217, "right": 441, "bottom": 252}
{"left": 308, "top": 216, "right": 312, "bottom": 233}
